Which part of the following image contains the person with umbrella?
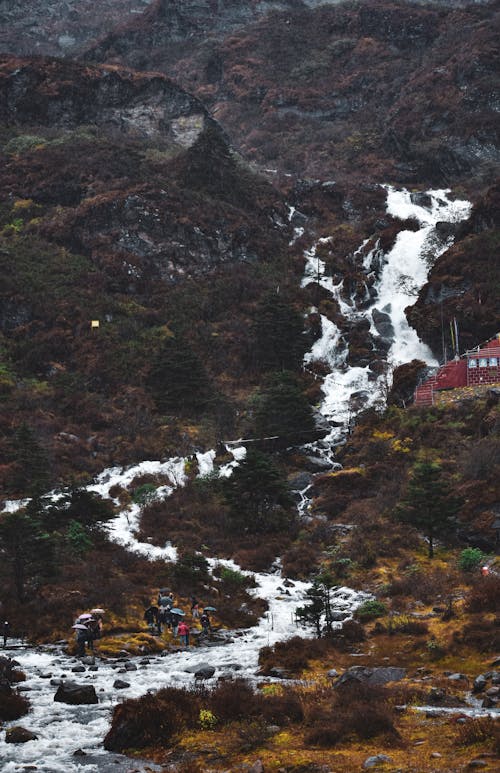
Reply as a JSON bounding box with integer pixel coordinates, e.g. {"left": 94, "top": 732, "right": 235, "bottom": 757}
{"left": 169, "top": 608, "right": 184, "bottom": 637}
{"left": 199, "top": 610, "right": 212, "bottom": 637}
{"left": 73, "top": 623, "right": 91, "bottom": 656}
{"left": 3, "top": 620, "right": 9, "bottom": 647}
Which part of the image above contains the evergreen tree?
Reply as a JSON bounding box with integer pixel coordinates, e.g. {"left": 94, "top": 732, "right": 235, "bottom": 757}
{"left": 43, "top": 488, "right": 115, "bottom": 533}
{"left": 147, "top": 335, "right": 211, "bottom": 415}
{"left": 0, "top": 510, "right": 53, "bottom": 602}
{"left": 251, "top": 292, "right": 305, "bottom": 372}
{"left": 10, "top": 423, "right": 50, "bottom": 496}
{"left": 296, "top": 572, "right": 338, "bottom": 638}
{"left": 222, "top": 449, "right": 295, "bottom": 534}
{"left": 395, "top": 460, "right": 460, "bottom": 558}
{"left": 253, "top": 371, "right": 316, "bottom": 440}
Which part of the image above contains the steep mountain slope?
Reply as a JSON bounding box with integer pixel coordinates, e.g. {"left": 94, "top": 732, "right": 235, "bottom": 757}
{"left": 0, "top": 56, "right": 294, "bottom": 490}
{"left": 84, "top": 0, "right": 500, "bottom": 189}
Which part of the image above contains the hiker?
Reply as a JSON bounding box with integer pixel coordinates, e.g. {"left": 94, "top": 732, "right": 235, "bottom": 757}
{"left": 177, "top": 620, "right": 190, "bottom": 646}
{"left": 75, "top": 626, "right": 91, "bottom": 657}
{"left": 191, "top": 596, "right": 200, "bottom": 619}
{"left": 200, "top": 611, "right": 212, "bottom": 636}
{"left": 144, "top": 605, "right": 159, "bottom": 633}
{"left": 481, "top": 565, "right": 490, "bottom": 577}
{"left": 88, "top": 616, "right": 102, "bottom": 643}
{"left": 2, "top": 621, "right": 9, "bottom": 647}
{"left": 170, "top": 610, "right": 182, "bottom": 637}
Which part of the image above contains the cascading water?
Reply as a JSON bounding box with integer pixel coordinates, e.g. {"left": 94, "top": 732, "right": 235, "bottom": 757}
{"left": 0, "top": 450, "right": 370, "bottom": 771}
{"left": 0, "top": 186, "right": 476, "bottom": 769}
{"left": 301, "top": 187, "right": 471, "bottom": 461}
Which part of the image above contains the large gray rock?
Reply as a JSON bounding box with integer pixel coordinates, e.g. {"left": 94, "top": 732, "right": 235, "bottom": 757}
{"left": 363, "top": 754, "right": 393, "bottom": 769}
{"left": 194, "top": 666, "right": 216, "bottom": 681}
{"left": 334, "top": 666, "right": 406, "bottom": 688}
{"left": 184, "top": 661, "right": 212, "bottom": 673}
{"left": 54, "top": 681, "right": 98, "bottom": 705}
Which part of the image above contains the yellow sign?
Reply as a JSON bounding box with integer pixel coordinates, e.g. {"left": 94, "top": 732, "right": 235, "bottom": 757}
{"left": 91, "top": 320, "right": 100, "bottom": 328}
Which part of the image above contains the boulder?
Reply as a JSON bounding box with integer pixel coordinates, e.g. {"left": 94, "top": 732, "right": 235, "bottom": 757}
{"left": 5, "top": 726, "right": 38, "bottom": 744}
{"left": 334, "top": 666, "right": 405, "bottom": 688}
{"left": 194, "top": 666, "right": 216, "bottom": 681}
{"left": 363, "top": 754, "right": 393, "bottom": 769}
{"left": 54, "top": 681, "right": 98, "bottom": 705}
{"left": 113, "top": 679, "right": 130, "bottom": 689}
{"left": 184, "top": 661, "right": 212, "bottom": 674}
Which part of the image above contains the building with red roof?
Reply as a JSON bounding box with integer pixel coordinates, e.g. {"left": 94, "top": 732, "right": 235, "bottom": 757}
{"left": 414, "top": 333, "right": 500, "bottom": 406}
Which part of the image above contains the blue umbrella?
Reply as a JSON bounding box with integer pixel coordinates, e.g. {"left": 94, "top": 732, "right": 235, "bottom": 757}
{"left": 170, "top": 608, "right": 185, "bottom": 616}
{"left": 203, "top": 606, "right": 217, "bottom": 612}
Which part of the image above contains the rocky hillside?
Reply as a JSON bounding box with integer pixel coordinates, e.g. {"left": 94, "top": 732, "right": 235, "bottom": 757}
{"left": 84, "top": 0, "right": 500, "bottom": 189}
{"left": 0, "top": 55, "right": 296, "bottom": 491}
{"left": 408, "top": 181, "right": 500, "bottom": 355}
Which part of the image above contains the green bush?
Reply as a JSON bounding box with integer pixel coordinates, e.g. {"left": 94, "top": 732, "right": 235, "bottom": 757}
{"left": 132, "top": 483, "right": 158, "bottom": 506}
{"left": 355, "top": 599, "right": 388, "bottom": 622}
{"left": 458, "top": 548, "right": 487, "bottom": 573}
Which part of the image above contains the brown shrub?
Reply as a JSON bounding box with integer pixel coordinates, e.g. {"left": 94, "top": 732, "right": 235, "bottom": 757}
{"left": 452, "top": 619, "right": 500, "bottom": 653}
{"left": 455, "top": 717, "right": 500, "bottom": 747}
{"left": 303, "top": 682, "right": 400, "bottom": 748}
{"left": 304, "top": 722, "right": 342, "bottom": 747}
{"left": 260, "top": 689, "right": 304, "bottom": 724}
{"left": 258, "top": 636, "right": 331, "bottom": 676}
{"left": 0, "top": 689, "right": 31, "bottom": 721}
{"left": 466, "top": 575, "right": 500, "bottom": 613}
{"left": 104, "top": 686, "right": 201, "bottom": 752}
{"left": 233, "top": 718, "right": 269, "bottom": 752}
{"left": 282, "top": 542, "right": 321, "bottom": 579}
{"left": 385, "top": 565, "right": 454, "bottom": 604}
{"left": 207, "top": 679, "right": 260, "bottom": 722}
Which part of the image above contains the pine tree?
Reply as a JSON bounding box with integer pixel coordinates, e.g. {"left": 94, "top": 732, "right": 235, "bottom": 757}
{"left": 222, "top": 449, "right": 296, "bottom": 534}
{"left": 296, "top": 572, "right": 338, "bottom": 638}
{"left": 396, "top": 460, "right": 460, "bottom": 558}
{"left": 253, "top": 371, "right": 316, "bottom": 440}
{"left": 147, "top": 335, "right": 211, "bottom": 415}
{"left": 0, "top": 510, "right": 53, "bottom": 602}
{"left": 251, "top": 292, "right": 305, "bottom": 372}
{"left": 10, "top": 423, "right": 50, "bottom": 496}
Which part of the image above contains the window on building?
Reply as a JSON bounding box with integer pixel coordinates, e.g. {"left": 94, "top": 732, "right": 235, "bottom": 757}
{"left": 479, "top": 358, "right": 488, "bottom": 368}
{"left": 489, "top": 357, "right": 498, "bottom": 367}
{"left": 468, "top": 358, "right": 477, "bottom": 368}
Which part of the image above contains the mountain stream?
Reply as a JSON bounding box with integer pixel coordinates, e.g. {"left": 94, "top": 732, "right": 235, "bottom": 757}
{"left": 2, "top": 187, "right": 483, "bottom": 771}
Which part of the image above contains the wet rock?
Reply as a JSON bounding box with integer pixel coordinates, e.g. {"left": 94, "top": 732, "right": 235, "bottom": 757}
{"left": 5, "top": 726, "right": 38, "bottom": 743}
{"left": 334, "top": 666, "right": 405, "bottom": 687}
{"left": 468, "top": 761, "right": 488, "bottom": 769}
{"left": 113, "top": 679, "right": 130, "bottom": 689}
{"left": 124, "top": 663, "right": 137, "bottom": 671}
{"left": 473, "top": 675, "right": 488, "bottom": 693}
{"left": 447, "top": 673, "right": 467, "bottom": 681}
{"left": 371, "top": 308, "right": 394, "bottom": 340}
{"left": 327, "top": 669, "right": 339, "bottom": 678}
{"left": 194, "top": 666, "right": 216, "bottom": 681}
{"left": 363, "top": 755, "right": 393, "bottom": 769}
{"left": 71, "top": 665, "right": 86, "bottom": 673}
{"left": 249, "top": 761, "right": 264, "bottom": 773}
{"left": 81, "top": 656, "right": 95, "bottom": 666}
{"left": 184, "top": 661, "right": 212, "bottom": 673}
{"left": 54, "top": 681, "right": 99, "bottom": 705}
{"left": 73, "top": 749, "right": 87, "bottom": 756}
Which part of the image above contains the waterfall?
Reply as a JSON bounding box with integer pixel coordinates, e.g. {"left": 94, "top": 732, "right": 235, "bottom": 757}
{"left": 301, "top": 187, "right": 471, "bottom": 453}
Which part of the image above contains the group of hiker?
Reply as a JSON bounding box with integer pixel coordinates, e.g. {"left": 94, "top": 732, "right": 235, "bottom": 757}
{"left": 143, "top": 590, "right": 213, "bottom": 646}
{"left": 72, "top": 590, "right": 215, "bottom": 656}
{"left": 73, "top": 610, "right": 104, "bottom": 656}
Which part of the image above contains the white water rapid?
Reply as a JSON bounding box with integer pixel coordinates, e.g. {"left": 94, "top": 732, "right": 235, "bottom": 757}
{"left": 0, "top": 452, "right": 370, "bottom": 772}
{"left": 302, "top": 187, "right": 471, "bottom": 455}
{"left": 1, "top": 186, "right": 477, "bottom": 769}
